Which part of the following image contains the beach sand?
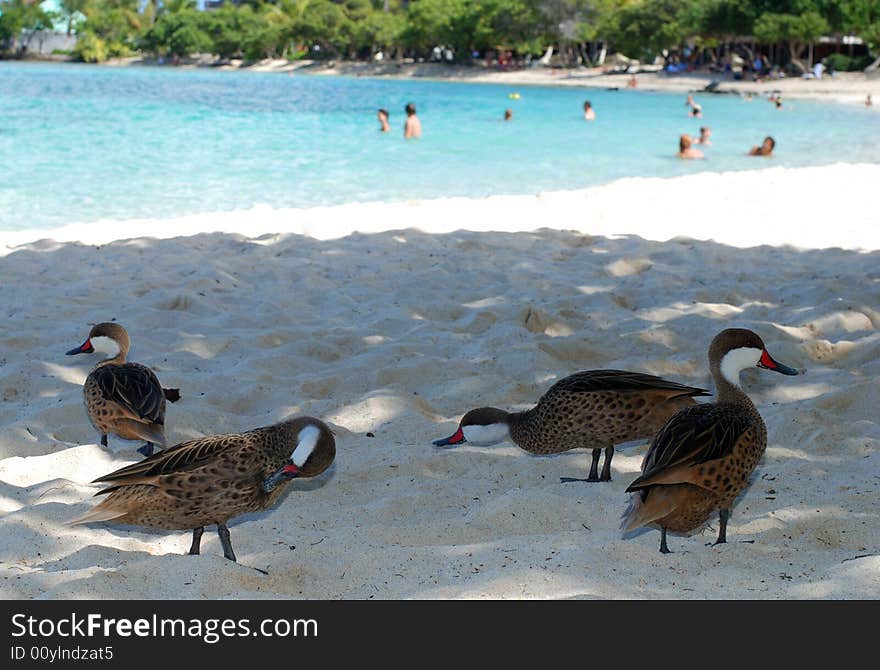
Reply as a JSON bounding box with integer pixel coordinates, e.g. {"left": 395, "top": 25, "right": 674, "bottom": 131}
{"left": 308, "top": 61, "right": 880, "bottom": 106}
{"left": 102, "top": 57, "right": 880, "bottom": 106}
{"left": 0, "top": 164, "right": 877, "bottom": 599}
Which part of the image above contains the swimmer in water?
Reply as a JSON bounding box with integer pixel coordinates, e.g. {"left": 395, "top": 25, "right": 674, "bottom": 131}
{"left": 404, "top": 102, "right": 421, "bottom": 139}
{"left": 678, "top": 134, "right": 704, "bottom": 159}
{"left": 695, "top": 126, "right": 712, "bottom": 145}
{"left": 377, "top": 108, "right": 390, "bottom": 133}
{"left": 583, "top": 100, "right": 596, "bottom": 121}
{"left": 749, "top": 136, "right": 775, "bottom": 156}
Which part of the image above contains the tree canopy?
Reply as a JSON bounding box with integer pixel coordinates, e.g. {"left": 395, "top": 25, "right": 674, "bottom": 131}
{"left": 1, "top": 0, "right": 877, "bottom": 66}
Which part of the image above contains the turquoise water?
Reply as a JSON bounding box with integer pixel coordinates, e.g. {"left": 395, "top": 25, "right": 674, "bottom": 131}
{"left": 2, "top": 62, "right": 879, "bottom": 231}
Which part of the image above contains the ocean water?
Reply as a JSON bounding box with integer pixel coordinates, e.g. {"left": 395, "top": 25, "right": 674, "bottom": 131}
{"left": 2, "top": 62, "right": 879, "bottom": 232}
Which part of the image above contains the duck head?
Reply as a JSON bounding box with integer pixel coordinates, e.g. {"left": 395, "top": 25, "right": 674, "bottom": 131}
{"left": 710, "top": 328, "right": 800, "bottom": 387}
{"left": 433, "top": 407, "right": 511, "bottom": 447}
{"left": 263, "top": 421, "right": 336, "bottom": 493}
{"left": 66, "top": 322, "right": 130, "bottom": 361}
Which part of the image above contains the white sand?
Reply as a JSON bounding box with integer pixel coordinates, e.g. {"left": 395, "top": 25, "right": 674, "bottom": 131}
{"left": 111, "top": 58, "right": 880, "bottom": 106}
{"left": 0, "top": 163, "right": 878, "bottom": 599}
{"left": 311, "top": 63, "right": 880, "bottom": 106}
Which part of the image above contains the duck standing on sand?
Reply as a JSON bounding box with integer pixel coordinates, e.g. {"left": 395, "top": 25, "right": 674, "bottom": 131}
{"left": 66, "top": 322, "right": 179, "bottom": 457}
{"left": 622, "top": 328, "right": 799, "bottom": 553}
{"left": 433, "top": 370, "right": 709, "bottom": 483}
{"left": 70, "top": 417, "right": 336, "bottom": 562}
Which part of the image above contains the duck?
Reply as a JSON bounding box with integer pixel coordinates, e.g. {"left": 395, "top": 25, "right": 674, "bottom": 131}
{"left": 70, "top": 416, "right": 336, "bottom": 562}
{"left": 432, "top": 370, "right": 709, "bottom": 483}
{"left": 621, "top": 328, "right": 799, "bottom": 553}
{"left": 66, "top": 322, "right": 178, "bottom": 457}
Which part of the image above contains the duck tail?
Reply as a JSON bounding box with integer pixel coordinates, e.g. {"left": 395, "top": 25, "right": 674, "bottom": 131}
{"left": 117, "top": 419, "right": 167, "bottom": 447}
{"left": 620, "top": 493, "right": 647, "bottom": 535}
{"left": 68, "top": 504, "right": 127, "bottom": 526}
{"left": 620, "top": 488, "right": 677, "bottom": 536}
{"left": 163, "top": 388, "right": 181, "bottom": 403}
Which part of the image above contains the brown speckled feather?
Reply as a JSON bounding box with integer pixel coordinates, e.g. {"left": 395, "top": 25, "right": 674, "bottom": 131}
{"left": 74, "top": 417, "right": 336, "bottom": 533}
{"left": 509, "top": 370, "right": 709, "bottom": 455}
{"left": 546, "top": 370, "right": 711, "bottom": 399}
{"left": 627, "top": 404, "right": 756, "bottom": 490}
{"left": 92, "top": 363, "right": 166, "bottom": 426}
{"left": 93, "top": 432, "right": 239, "bottom": 484}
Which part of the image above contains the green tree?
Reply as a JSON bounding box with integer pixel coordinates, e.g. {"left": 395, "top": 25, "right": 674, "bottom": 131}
{"left": 59, "top": 0, "right": 89, "bottom": 36}
{"left": 0, "top": 0, "right": 55, "bottom": 50}
{"left": 601, "top": 0, "right": 688, "bottom": 61}
{"left": 141, "top": 8, "right": 211, "bottom": 57}
{"left": 754, "top": 10, "right": 830, "bottom": 67}
{"left": 292, "top": 0, "right": 352, "bottom": 56}
{"left": 840, "top": 0, "right": 880, "bottom": 52}
{"left": 78, "top": 0, "right": 144, "bottom": 57}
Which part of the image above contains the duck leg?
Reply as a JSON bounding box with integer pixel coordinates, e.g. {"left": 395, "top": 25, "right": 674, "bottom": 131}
{"left": 560, "top": 448, "right": 602, "bottom": 483}
{"left": 188, "top": 527, "right": 204, "bottom": 555}
{"left": 586, "top": 449, "right": 601, "bottom": 482}
{"left": 137, "top": 442, "right": 155, "bottom": 457}
{"left": 599, "top": 446, "right": 614, "bottom": 482}
{"left": 659, "top": 528, "right": 671, "bottom": 554}
{"left": 712, "top": 509, "right": 729, "bottom": 546}
{"left": 217, "top": 523, "right": 237, "bottom": 562}
{"left": 100, "top": 435, "right": 108, "bottom": 447}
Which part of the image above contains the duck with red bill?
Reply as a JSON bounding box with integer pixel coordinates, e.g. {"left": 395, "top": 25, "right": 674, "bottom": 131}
{"left": 263, "top": 462, "right": 300, "bottom": 493}
{"left": 430, "top": 371, "right": 709, "bottom": 484}
{"left": 64, "top": 322, "right": 169, "bottom": 456}
{"left": 70, "top": 417, "right": 336, "bottom": 562}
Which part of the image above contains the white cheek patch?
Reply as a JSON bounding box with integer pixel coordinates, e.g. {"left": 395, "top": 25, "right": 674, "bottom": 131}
{"left": 291, "top": 425, "right": 321, "bottom": 466}
{"left": 90, "top": 336, "right": 120, "bottom": 358}
{"left": 720, "top": 347, "right": 763, "bottom": 386}
{"left": 462, "top": 423, "right": 510, "bottom": 446}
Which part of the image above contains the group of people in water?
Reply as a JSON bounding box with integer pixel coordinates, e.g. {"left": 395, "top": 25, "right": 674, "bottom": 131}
{"left": 376, "top": 91, "right": 777, "bottom": 159}
{"left": 678, "top": 92, "right": 777, "bottom": 160}
{"left": 377, "top": 103, "right": 422, "bottom": 138}
{"left": 679, "top": 129, "right": 774, "bottom": 160}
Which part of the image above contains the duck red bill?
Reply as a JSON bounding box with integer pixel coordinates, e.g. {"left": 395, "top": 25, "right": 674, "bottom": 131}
{"left": 263, "top": 462, "right": 299, "bottom": 492}
{"left": 759, "top": 350, "right": 777, "bottom": 369}
{"left": 433, "top": 426, "right": 465, "bottom": 447}
{"left": 759, "top": 349, "right": 799, "bottom": 375}
{"left": 66, "top": 339, "right": 94, "bottom": 355}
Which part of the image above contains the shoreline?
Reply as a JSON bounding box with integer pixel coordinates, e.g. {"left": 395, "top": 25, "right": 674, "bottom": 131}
{"left": 2, "top": 163, "right": 878, "bottom": 254}
{"left": 10, "top": 56, "right": 879, "bottom": 105}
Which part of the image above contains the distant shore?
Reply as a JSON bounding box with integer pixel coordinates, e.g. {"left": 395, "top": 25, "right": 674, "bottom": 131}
{"left": 14, "top": 55, "right": 878, "bottom": 105}
{"left": 304, "top": 60, "right": 879, "bottom": 105}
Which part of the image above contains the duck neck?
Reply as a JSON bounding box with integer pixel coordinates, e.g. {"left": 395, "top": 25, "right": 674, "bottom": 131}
{"left": 714, "top": 373, "right": 746, "bottom": 403}
{"left": 507, "top": 409, "right": 539, "bottom": 452}
{"left": 711, "top": 363, "right": 763, "bottom": 426}
{"left": 95, "top": 343, "right": 127, "bottom": 368}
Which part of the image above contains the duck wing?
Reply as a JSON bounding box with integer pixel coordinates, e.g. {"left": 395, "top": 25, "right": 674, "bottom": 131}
{"left": 625, "top": 404, "right": 755, "bottom": 491}
{"left": 92, "top": 433, "right": 241, "bottom": 485}
{"left": 94, "top": 363, "right": 165, "bottom": 424}
{"left": 551, "top": 370, "right": 710, "bottom": 398}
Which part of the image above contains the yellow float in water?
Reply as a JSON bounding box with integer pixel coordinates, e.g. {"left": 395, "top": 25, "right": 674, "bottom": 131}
{"left": 508, "top": 93, "right": 521, "bottom": 99}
